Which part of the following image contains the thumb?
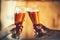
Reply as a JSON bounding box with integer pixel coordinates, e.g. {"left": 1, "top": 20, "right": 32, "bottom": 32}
{"left": 7, "top": 24, "right": 16, "bottom": 31}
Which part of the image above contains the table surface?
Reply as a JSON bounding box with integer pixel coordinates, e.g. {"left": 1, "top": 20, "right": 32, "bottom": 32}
{"left": 0, "top": 30, "right": 60, "bottom": 40}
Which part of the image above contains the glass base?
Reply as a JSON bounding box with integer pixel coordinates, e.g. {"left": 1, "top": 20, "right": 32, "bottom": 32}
{"left": 6, "top": 33, "right": 21, "bottom": 40}
{"left": 33, "top": 24, "right": 47, "bottom": 38}
{"left": 35, "top": 32, "right": 43, "bottom": 38}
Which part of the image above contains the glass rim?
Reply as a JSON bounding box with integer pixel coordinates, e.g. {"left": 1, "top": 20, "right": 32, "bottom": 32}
{"left": 26, "top": 8, "right": 39, "bottom": 12}
{"left": 14, "top": 7, "right": 26, "bottom": 13}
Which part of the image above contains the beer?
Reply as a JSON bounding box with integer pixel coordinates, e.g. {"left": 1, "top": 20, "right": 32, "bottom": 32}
{"left": 28, "top": 10, "right": 40, "bottom": 24}
{"left": 28, "top": 10, "right": 46, "bottom": 37}
{"left": 14, "top": 7, "right": 26, "bottom": 37}
{"left": 15, "top": 13, "right": 25, "bottom": 25}
{"left": 15, "top": 12, "right": 25, "bottom": 36}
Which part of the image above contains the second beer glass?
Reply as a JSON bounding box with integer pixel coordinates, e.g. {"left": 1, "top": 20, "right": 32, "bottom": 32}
{"left": 27, "top": 4, "right": 46, "bottom": 38}
{"left": 14, "top": 7, "right": 26, "bottom": 39}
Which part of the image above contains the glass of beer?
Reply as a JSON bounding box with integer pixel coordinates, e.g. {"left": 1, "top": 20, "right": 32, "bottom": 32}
{"left": 27, "top": 8, "right": 46, "bottom": 38}
{"left": 14, "top": 7, "right": 26, "bottom": 39}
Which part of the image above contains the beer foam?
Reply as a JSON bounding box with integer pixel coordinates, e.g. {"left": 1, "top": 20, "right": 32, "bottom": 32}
{"left": 15, "top": 7, "right": 20, "bottom": 14}
{"left": 28, "top": 10, "right": 39, "bottom": 12}
{"left": 27, "top": 8, "right": 39, "bottom": 12}
{"left": 15, "top": 7, "right": 26, "bottom": 14}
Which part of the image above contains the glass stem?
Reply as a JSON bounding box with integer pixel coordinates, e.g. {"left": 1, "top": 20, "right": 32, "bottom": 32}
{"left": 16, "top": 24, "right": 23, "bottom": 39}
{"left": 33, "top": 24, "right": 43, "bottom": 37}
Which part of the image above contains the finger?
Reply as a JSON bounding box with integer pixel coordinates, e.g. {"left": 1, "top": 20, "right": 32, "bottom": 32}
{"left": 7, "top": 24, "right": 16, "bottom": 31}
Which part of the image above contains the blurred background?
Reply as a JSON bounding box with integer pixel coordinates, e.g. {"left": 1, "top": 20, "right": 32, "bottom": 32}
{"left": 0, "top": 0, "right": 60, "bottom": 39}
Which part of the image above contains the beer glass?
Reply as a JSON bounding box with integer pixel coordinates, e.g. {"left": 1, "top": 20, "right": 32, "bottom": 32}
{"left": 27, "top": 5, "right": 46, "bottom": 38}
{"left": 13, "top": 7, "right": 26, "bottom": 39}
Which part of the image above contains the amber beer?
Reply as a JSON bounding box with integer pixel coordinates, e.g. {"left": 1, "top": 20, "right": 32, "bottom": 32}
{"left": 15, "top": 12, "right": 25, "bottom": 36}
{"left": 28, "top": 10, "right": 44, "bottom": 37}
{"left": 28, "top": 10, "right": 40, "bottom": 24}
{"left": 28, "top": 10, "right": 47, "bottom": 37}
{"left": 15, "top": 13, "right": 25, "bottom": 25}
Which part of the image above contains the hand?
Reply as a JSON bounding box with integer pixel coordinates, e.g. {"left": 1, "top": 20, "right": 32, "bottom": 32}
{"left": 7, "top": 24, "right": 16, "bottom": 34}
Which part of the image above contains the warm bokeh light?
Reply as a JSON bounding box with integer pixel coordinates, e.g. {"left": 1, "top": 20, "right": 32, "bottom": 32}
{"left": 1, "top": 1, "right": 60, "bottom": 39}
